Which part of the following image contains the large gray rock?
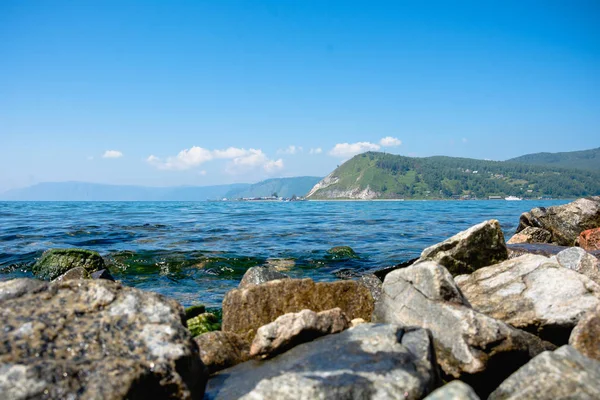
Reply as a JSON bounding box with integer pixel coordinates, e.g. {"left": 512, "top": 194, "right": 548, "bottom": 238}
{"left": 419, "top": 220, "right": 508, "bottom": 275}
{"left": 358, "top": 273, "right": 383, "bottom": 303}
{"left": 195, "top": 331, "right": 250, "bottom": 374}
{"left": 569, "top": 304, "right": 600, "bottom": 361}
{"left": 206, "top": 323, "right": 440, "bottom": 400}
{"left": 507, "top": 226, "right": 552, "bottom": 244}
{"left": 0, "top": 279, "right": 206, "bottom": 399}
{"left": 555, "top": 247, "right": 600, "bottom": 285}
{"left": 250, "top": 308, "right": 350, "bottom": 358}
{"left": 424, "top": 381, "right": 480, "bottom": 400}
{"left": 507, "top": 243, "right": 569, "bottom": 259}
{"left": 456, "top": 254, "right": 600, "bottom": 344}
{"left": 238, "top": 266, "right": 289, "bottom": 289}
{"left": 374, "top": 261, "right": 552, "bottom": 396}
{"left": 488, "top": 346, "right": 600, "bottom": 400}
{"left": 32, "top": 248, "right": 105, "bottom": 280}
{"left": 52, "top": 266, "right": 91, "bottom": 282}
{"left": 515, "top": 196, "right": 600, "bottom": 246}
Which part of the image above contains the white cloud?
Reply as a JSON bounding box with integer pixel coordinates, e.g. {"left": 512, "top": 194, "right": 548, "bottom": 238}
{"left": 309, "top": 147, "right": 322, "bottom": 154}
{"left": 102, "top": 150, "right": 123, "bottom": 159}
{"left": 380, "top": 136, "right": 402, "bottom": 147}
{"left": 147, "top": 146, "right": 213, "bottom": 170}
{"left": 264, "top": 158, "right": 284, "bottom": 173}
{"left": 329, "top": 142, "right": 381, "bottom": 158}
{"left": 277, "top": 145, "right": 302, "bottom": 155}
{"left": 213, "top": 147, "right": 249, "bottom": 159}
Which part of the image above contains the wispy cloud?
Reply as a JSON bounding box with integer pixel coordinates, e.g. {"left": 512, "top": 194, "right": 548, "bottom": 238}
{"left": 102, "top": 150, "right": 123, "bottom": 159}
{"left": 309, "top": 147, "right": 322, "bottom": 154}
{"left": 148, "top": 146, "right": 284, "bottom": 174}
{"left": 277, "top": 145, "right": 302, "bottom": 155}
{"left": 380, "top": 136, "right": 402, "bottom": 147}
{"left": 329, "top": 141, "right": 381, "bottom": 158}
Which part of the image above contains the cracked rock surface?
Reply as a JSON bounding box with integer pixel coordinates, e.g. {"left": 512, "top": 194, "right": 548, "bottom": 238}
{"left": 0, "top": 278, "right": 206, "bottom": 399}
{"left": 488, "top": 346, "right": 600, "bottom": 400}
{"left": 374, "top": 261, "right": 553, "bottom": 396}
{"left": 206, "top": 323, "right": 440, "bottom": 400}
{"left": 456, "top": 254, "right": 600, "bottom": 344}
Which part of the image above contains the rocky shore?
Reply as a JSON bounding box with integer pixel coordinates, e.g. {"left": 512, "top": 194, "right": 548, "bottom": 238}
{"left": 1, "top": 196, "right": 600, "bottom": 399}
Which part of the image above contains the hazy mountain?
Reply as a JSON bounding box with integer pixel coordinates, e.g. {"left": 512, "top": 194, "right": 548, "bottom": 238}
{"left": 307, "top": 151, "right": 600, "bottom": 200}
{"left": 224, "top": 176, "right": 322, "bottom": 199}
{"left": 0, "top": 182, "right": 249, "bottom": 201}
{"left": 506, "top": 147, "right": 600, "bottom": 171}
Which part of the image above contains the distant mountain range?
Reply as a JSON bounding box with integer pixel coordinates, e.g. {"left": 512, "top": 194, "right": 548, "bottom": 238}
{"left": 506, "top": 147, "right": 600, "bottom": 172}
{"left": 306, "top": 151, "right": 600, "bottom": 200}
{"left": 0, "top": 177, "right": 321, "bottom": 201}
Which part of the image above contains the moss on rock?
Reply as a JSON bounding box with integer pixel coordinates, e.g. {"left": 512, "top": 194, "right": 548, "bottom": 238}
{"left": 32, "top": 248, "right": 105, "bottom": 280}
{"left": 187, "top": 313, "right": 221, "bottom": 337}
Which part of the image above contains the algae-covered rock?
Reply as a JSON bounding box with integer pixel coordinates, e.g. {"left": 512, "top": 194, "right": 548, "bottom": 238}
{"left": 327, "top": 246, "right": 358, "bottom": 259}
{"left": 187, "top": 313, "right": 221, "bottom": 337}
{"left": 185, "top": 304, "right": 206, "bottom": 321}
{"left": 32, "top": 248, "right": 105, "bottom": 280}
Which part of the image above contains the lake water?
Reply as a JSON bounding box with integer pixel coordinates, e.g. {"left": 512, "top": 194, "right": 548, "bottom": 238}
{"left": 0, "top": 200, "right": 569, "bottom": 307}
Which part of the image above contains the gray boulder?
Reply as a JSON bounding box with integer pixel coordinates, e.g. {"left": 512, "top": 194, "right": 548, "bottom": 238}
{"left": 0, "top": 279, "right": 206, "bottom": 399}
{"left": 195, "top": 331, "right": 250, "bottom": 374}
{"left": 91, "top": 268, "right": 116, "bottom": 281}
{"left": 374, "top": 261, "right": 552, "bottom": 396}
{"left": 52, "top": 266, "right": 91, "bottom": 282}
{"left": 206, "top": 323, "right": 440, "bottom": 400}
{"left": 515, "top": 196, "right": 600, "bottom": 246}
{"left": 456, "top": 254, "right": 600, "bottom": 344}
{"left": 250, "top": 308, "right": 350, "bottom": 358}
{"left": 488, "top": 346, "right": 600, "bottom": 400}
{"left": 358, "top": 273, "right": 383, "bottom": 303}
{"left": 424, "top": 381, "right": 480, "bottom": 400}
{"left": 419, "top": 220, "right": 508, "bottom": 275}
{"left": 555, "top": 247, "right": 600, "bottom": 285}
{"left": 507, "top": 243, "right": 569, "bottom": 259}
{"left": 32, "top": 248, "right": 105, "bottom": 280}
{"left": 238, "top": 266, "right": 289, "bottom": 289}
{"left": 569, "top": 304, "right": 600, "bottom": 361}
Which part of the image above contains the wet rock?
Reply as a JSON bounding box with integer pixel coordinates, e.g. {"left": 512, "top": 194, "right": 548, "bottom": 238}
{"left": 507, "top": 243, "right": 569, "bottom": 259}
{"left": 32, "top": 248, "right": 105, "bottom": 280}
{"left": 358, "top": 273, "right": 383, "bottom": 303}
{"left": 238, "top": 266, "right": 289, "bottom": 289}
{"left": 52, "top": 266, "right": 91, "bottom": 282}
{"left": 195, "top": 331, "right": 250, "bottom": 374}
{"left": 327, "top": 245, "right": 358, "bottom": 259}
{"left": 222, "top": 278, "right": 373, "bottom": 339}
{"left": 488, "top": 346, "right": 600, "bottom": 400}
{"left": 333, "top": 268, "right": 363, "bottom": 279}
{"left": 205, "top": 324, "right": 440, "bottom": 400}
{"left": 569, "top": 305, "right": 600, "bottom": 361}
{"left": 507, "top": 226, "right": 552, "bottom": 244}
{"left": 187, "top": 313, "right": 221, "bottom": 337}
{"left": 419, "top": 220, "right": 508, "bottom": 275}
{"left": 579, "top": 227, "right": 600, "bottom": 251}
{"left": 424, "top": 381, "right": 480, "bottom": 400}
{"left": 91, "top": 268, "right": 116, "bottom": 281}
{"left": 264, "top": 258, "right": 295, "bottom": 271}
{"left": 185, "top": 304, "right": 206, "bottom": 321}
{"left": 456, "top": 254, "right": 600, "bottom": 344}
{"left": 374, "top": 261, "right": 552, "bottom": 396}
{"left": 250, "top": 308, "right": 350, "bottom": 358}
{"left": 0, "top": 278, "right": 206, "bottom": 399}
{"left": 555, "top": 247, "right": 600, "bottom": 285}
{"left": 515, "top": 196, "right": 600, "bottom": 246}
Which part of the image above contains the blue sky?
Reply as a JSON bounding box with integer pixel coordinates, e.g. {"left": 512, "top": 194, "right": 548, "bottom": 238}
{"left": 1, "top": 1, "right": 599, "bottom": 191}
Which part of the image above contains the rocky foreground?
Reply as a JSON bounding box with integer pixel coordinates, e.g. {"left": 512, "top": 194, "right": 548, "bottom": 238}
{"left": 2, "top": 197, "right": 600, "bottom": 399}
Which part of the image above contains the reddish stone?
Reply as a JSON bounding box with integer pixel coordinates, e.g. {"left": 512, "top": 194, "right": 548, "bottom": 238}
{"left": 579, "top": 228, "right": 600, "bottom": 251}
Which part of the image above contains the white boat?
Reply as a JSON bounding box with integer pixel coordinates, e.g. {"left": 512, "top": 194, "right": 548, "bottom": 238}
{"left": 505, "top": 196, "right": 522, "bottom": 201}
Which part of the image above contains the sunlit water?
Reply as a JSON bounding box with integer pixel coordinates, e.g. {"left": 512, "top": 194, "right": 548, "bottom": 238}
{"left": 0, "top": 200, "right": 569, "bottom": 307}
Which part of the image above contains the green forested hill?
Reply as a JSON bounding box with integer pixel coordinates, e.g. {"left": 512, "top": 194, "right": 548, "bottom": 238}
{"left": 306, "top": 152, "right": 600, "bottom": 200}
{"left": 507, "top": 147, "right": 600, "bottom": 171}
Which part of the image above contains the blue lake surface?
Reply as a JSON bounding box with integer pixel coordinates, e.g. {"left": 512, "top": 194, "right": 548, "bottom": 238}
{"left": 0, "top": 200, "right": 569, "bottom": 307}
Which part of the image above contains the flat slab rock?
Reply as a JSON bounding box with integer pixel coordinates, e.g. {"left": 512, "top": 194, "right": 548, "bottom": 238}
{"left": 419, "top": 219, "right": 508, "bottom": 275}
{"left": 206, "top": 323, "right": 440, "bottom": 400}
{"left": 488, "top": 346, "right": 600, "bottom": 400}
{"left": 455, "top": 254, "right": 600, "bottom": 344}
{"left": 0, "top": 278, "right": 206, "bottom": 400}
{"left": 222, "top": 278, "right": 373, "bottom": 339}
{"left": 250, "top": 308, "right": 350, "bottom": 358}
{"left": 374, "top": 261, "right": 552, "bottom": 396}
